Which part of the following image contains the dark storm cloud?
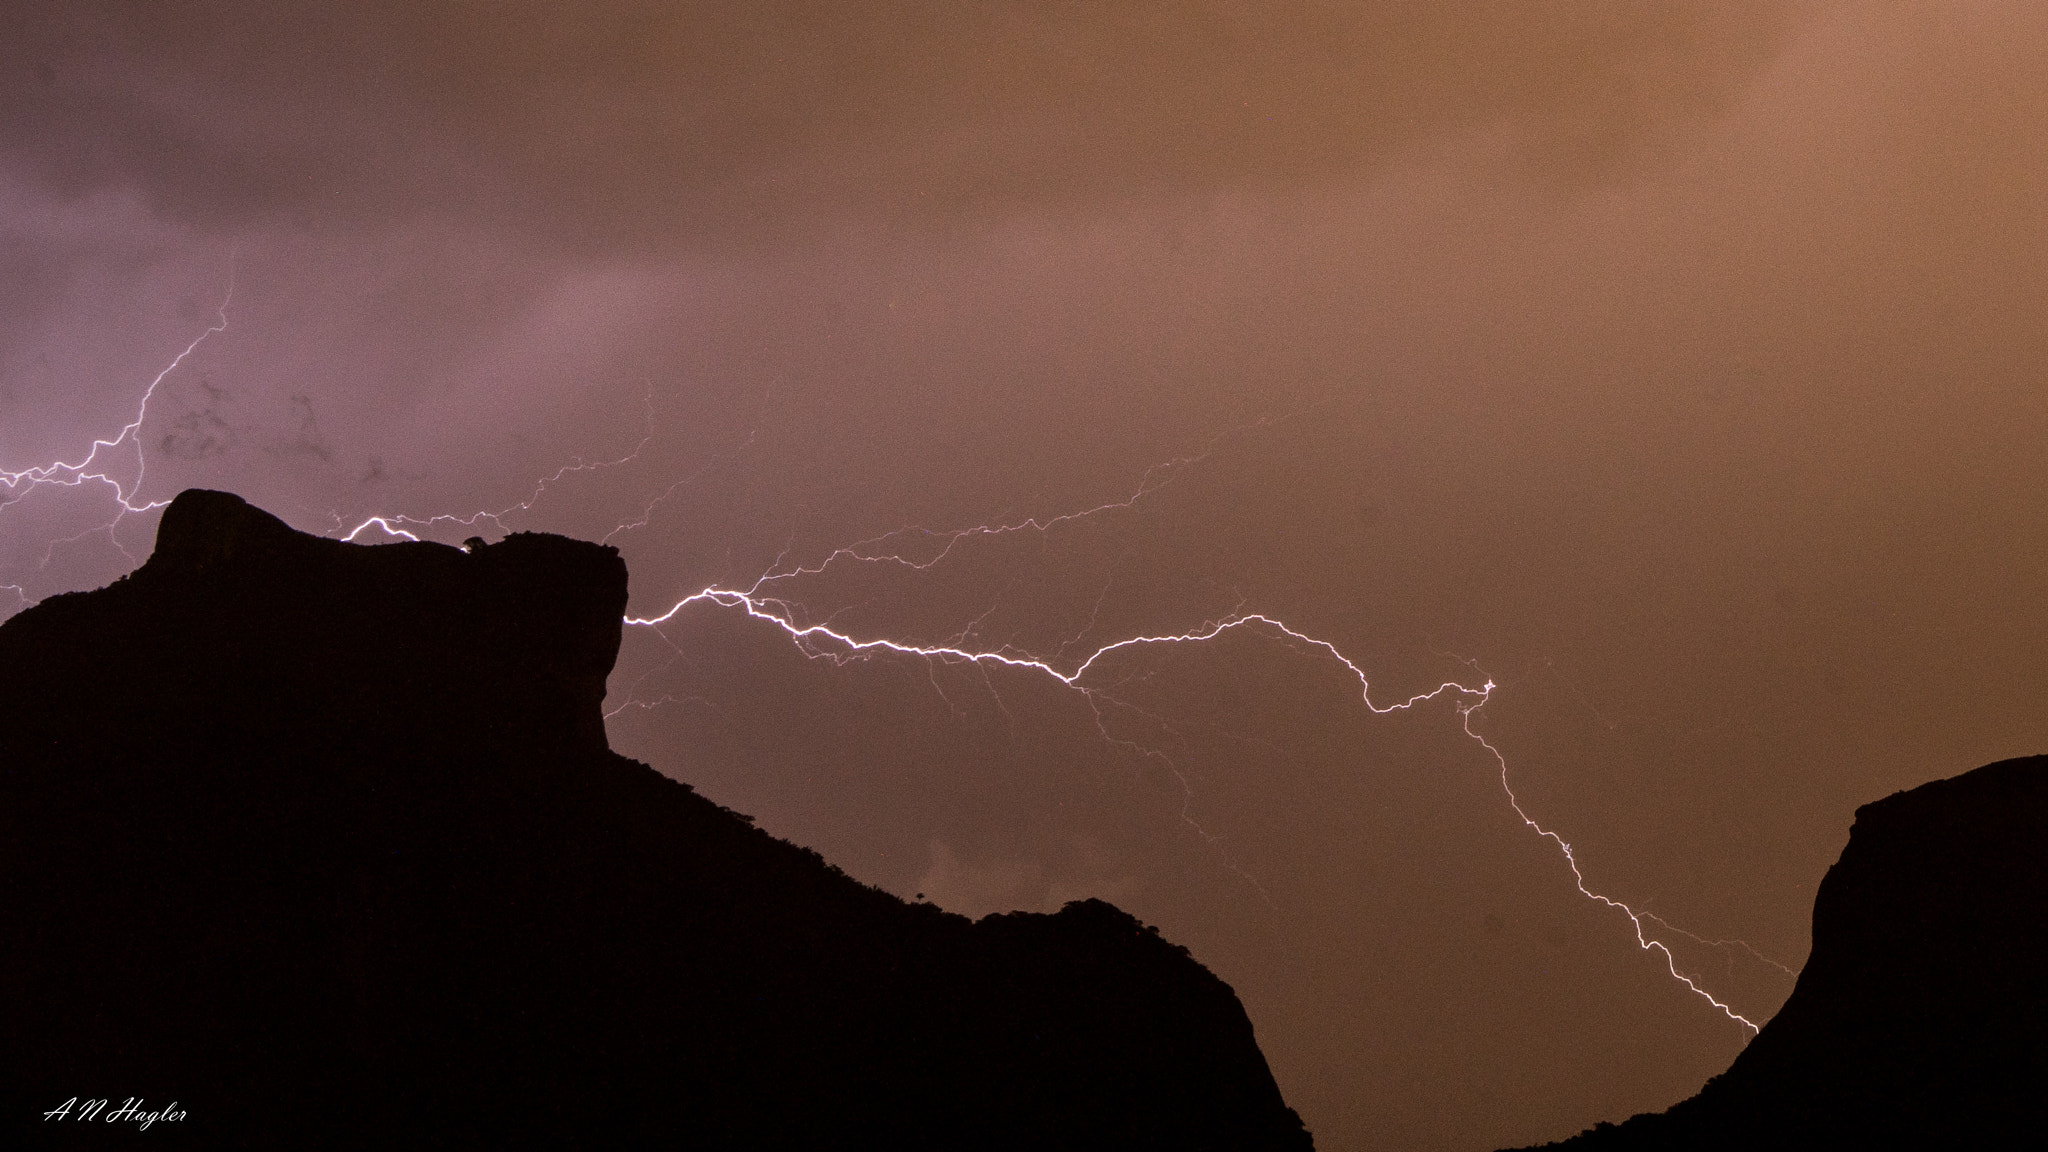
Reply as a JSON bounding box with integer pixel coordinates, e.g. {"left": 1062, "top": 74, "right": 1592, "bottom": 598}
{"left": 5, "top": 1, "right": 1808, "bottom": 245}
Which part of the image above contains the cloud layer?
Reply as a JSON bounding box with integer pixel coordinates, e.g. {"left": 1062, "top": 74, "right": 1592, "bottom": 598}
{"left": 10, "top": 4, "right": 2048, "bottom": 1149}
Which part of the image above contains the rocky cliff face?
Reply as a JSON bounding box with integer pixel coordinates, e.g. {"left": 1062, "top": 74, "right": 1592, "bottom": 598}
{"left": 1519, "top": 754, "right": 2048, "bottom": 1149}
{"left": 0, "top": 490, "right": 1311, "bottom": 1150}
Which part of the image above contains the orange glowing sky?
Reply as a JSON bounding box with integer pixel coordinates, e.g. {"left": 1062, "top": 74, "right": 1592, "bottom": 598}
{"left": 6, "top": 4, "right": 2047, "bottom": 1148}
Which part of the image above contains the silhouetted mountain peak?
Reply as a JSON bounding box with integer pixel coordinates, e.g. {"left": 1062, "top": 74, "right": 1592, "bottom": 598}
{"left": 144, "top": 487, "right": 301, "bottom": 573}
{"left": 1, "top": 490, "right": 1310, "bottom": 1150}
{"left": 1516, "top": 754, "right": 2048, "bottom": 1149}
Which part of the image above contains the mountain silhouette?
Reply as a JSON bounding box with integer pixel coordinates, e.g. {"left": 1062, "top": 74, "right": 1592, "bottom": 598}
{"left": 1511, "top": 754, "right": 2048, "bottom": 1149}
{"left": 0, "top": 489, "right": 1312, "bottom": 1150}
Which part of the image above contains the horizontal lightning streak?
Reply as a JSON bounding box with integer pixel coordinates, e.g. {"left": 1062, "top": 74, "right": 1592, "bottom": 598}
{"left": 741, "top": 413, "right": 1283, "bottom": 590}
{"left": 628, "top": 575, "right": 1763, "bottom": 1034}
{"left": 598, "top": 408, "right": 1772, "bottom": 1033}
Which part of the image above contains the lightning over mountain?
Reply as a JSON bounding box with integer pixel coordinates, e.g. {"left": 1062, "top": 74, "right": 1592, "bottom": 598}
{"left": 18, "top": 7, "right": 2045, "bottom": 1144}
{"left": 2, "top": 301, "right": 1784, "bottom": 1037}
{"left": 610, "top": 478, "right": 1776, "bottom": 1034}
{"left": 0, "top": 280, "right": 232, "bottom": 577}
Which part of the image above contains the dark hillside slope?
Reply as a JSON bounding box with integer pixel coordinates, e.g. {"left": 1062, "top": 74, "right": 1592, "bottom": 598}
{"left": 0, "top": 489, "right": 1311, "bottom": 1150}
{"left": 1516, "top": 755, "right": 2048, "bottom": 1149}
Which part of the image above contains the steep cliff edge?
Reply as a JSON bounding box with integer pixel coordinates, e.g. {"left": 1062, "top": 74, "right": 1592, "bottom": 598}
{"left": 0, "top": 490, "right": 1311, "bottom": 1150}
{"left": 1519, "top": 754, "right": 2048, "bottom": 1148}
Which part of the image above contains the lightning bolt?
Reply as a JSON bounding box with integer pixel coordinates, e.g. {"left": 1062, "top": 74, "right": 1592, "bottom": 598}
{"left": 335, "top": 382, "right": 773, "bottom": 549}
{"left": 615, "top": 451, "right": 1770, "bottom": 1035}
{"left": 1638, "top": 912, "right": 1799, "bottom": 978}
{"left": 336, "top": 389, "right": 662, "bottom": 544}
{"left": 1, "top": 276, "right": 234, "bottom": 573}
{"left": 1457, "top": 709, "right": 1763, "bottom": 1032}
{"left": 720, "top": 412, "right": 1285, "bottom": 588}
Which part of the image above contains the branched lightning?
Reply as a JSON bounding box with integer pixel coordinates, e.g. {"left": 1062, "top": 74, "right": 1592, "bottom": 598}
{"left": 738, "top": 413, "right": 1283, "bottom": 589}
{"left": 619, "top": 445, "right": 1770, "bottom": 1035}
{"left": 336, "top": 387, "right": 769, "bottom": 549}
{"left": 338, "top": 389, "right": 662, "bottom": 544}
{"left": 0, "top": 277, "right": 234, "bottom": 569}
{"left": 1639, "top": 912, "right": 1798, "bottom": 978}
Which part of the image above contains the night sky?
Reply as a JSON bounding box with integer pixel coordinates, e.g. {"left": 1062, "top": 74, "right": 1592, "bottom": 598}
{"left": 7, "top": 4, "right": 2048, "bottom": 1148}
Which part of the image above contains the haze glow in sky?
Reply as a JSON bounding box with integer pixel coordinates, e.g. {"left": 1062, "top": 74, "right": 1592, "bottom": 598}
{"left": 7, "top": 4, "right": 2048, "bottom": 1148}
